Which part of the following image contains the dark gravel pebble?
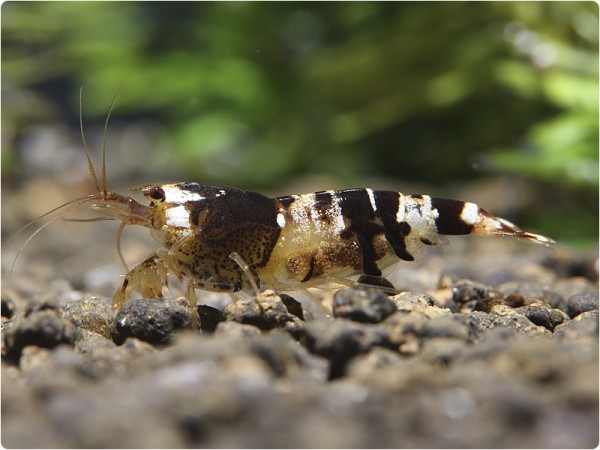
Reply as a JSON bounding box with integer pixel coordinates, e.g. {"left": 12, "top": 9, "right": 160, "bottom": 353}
{"left": 452, "top": 279, "right": 501, "bottom": 305}
{"left": 198, "top": 304, "right": 225, "bottom": 332}
{"left": 223, "top": 290, "right": 304, "bottom": 338}
{"left": 2, "top": 247, "right": 598, "bottom": 448}
{"left": 25, "top": 296, "right": 63, "bottom": 314}
{"left": 304, "top": 318, "right": 392, "bottom": 378}
{"left": 488, "top": 305, "right": 551, "bottom": 337}
{"left": 515, "top": 304, "right": 569, "bottom": 331}
{"left": 475, "top": 291, "right": 538, "bottom": 313}
{"left": 419, "top": 316, "right": 470, "bottom": 340}
{"left": 460, "top": 310, "right": 494, "bottom": 338}
{"left": 541, "top": 250, "right": 599, "bottom": 280}
{"left": 3, "top": 309, "right": 79, "bottom": 361}
{"left": 345, "top": 347, "right": 405, "bottom": 379}
{"left": 214, "top": 320, "right": 262, "bottom": 338}
{"left": 332, "top": 286, "right": 397, "bottom": 323}
{"left": 497, "top": 281, "right": 564, "bottom": 308}
{"left": 1, "top": 294, "right": 16, "bottom": 319}
{"left": 279, "top": 293, "right": 305, "bottom": 320}
{"left": 110, "top": 297, "right": 192, "bottom": 346}
{"left": 563, "top": 292, "right": 599, "bottom": 318}
{"left": 247, "top": 330, "right": 328, "bottom": 381}
{"left": 420, "top": 337, "right": 467, "bottom": 364}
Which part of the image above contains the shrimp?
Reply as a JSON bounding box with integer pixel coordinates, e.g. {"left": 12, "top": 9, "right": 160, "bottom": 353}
{"left": 11, "top": 91, "right": 556, "bottom": 329}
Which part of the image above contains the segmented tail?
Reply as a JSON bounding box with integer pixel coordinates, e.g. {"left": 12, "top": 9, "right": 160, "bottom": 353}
{"left": 430, "top": 197, "right": 555, "bottom": 247}
{"left": 474, "top": 214, "right": 556, "bottom": 247}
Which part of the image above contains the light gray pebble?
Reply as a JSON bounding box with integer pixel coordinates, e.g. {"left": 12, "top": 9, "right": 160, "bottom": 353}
{"left": 554, "top": 310, "right": 599, "bottom": 339}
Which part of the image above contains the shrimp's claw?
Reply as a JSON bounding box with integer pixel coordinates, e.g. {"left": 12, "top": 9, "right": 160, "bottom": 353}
{"left": 112, "top": 252, "right": 166, "bottom": 310}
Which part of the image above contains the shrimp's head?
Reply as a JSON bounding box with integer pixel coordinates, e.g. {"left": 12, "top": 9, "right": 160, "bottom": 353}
{"left": 129, "top": 183, "right": 210, "bottom": 232}
{"left": 92, "top": 182, "right": 214, "bottom": 234}
{"left": 89, "top": 192, "right": 155, "bottom": 228}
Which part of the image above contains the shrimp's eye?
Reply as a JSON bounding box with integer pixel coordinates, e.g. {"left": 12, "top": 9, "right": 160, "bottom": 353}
{"left": 148, "top": 186, "right": 166, "bottom": 202}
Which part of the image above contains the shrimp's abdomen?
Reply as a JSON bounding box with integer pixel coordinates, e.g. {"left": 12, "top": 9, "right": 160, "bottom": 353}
{"left": 260, "top": 189, "right": 553, "bottom": 289}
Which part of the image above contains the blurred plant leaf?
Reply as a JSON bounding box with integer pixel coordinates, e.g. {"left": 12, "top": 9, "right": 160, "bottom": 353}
{"left": 2, "top": 1, "right": 598, "bottom": 245}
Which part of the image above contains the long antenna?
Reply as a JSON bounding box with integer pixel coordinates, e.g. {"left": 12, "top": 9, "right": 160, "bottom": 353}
{"left": 7, "top": 194, "right": 97, "bottom": 280}
{"left": 79, "top": 87, "right": 101, "bottom": 193}
{"left": 101, "top": 86, "right": 122, "bottom": 194}
{"left": 115, "top": 220, "right": 129, "bottom": 271}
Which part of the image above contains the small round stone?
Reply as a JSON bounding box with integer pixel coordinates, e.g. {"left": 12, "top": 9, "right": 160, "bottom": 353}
{"left": 3, "top": 310, "right": 79, "bottom": 361}
{"left": 223, "top": 290, "right": 304, "bottom": 338}
{"left": 110, "top": 298, "right": 192, "bottom": 346}
{"left": 333, "top": 287, "right": 397, "bottom": 323}
{"left": 564, "top": 292, "right": 599, "bottom": 319}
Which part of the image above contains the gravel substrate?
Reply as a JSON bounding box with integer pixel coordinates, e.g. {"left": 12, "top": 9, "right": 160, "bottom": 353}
{"left": 2, "top": 245, "right": 598, "bottom": 448}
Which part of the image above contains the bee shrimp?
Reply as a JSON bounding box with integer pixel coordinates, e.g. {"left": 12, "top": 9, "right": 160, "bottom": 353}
{"left": 13, "top": 94, "right": 555, "bottom": 329}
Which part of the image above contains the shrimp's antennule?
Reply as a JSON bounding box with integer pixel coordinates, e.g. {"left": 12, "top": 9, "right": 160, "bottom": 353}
{"left": 80, "top": 86, "right": 122, "bottom": 195}
{"left": 79, "top": 87, "right": 101, "bottom": 194}
{"left": 100, "top": 86, "right": 121, "bottom": 194}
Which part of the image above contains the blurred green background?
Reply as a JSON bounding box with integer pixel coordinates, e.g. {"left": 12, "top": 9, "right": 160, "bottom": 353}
{"left": 2, "top": 1, "right": 598, "bottom": 247}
